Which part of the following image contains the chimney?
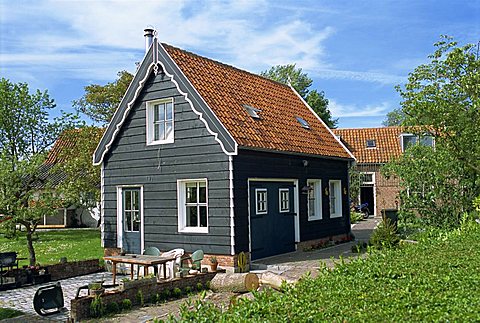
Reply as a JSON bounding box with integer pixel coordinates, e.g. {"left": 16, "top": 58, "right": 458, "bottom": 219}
{"left": 144, "top": 27, "right": 155, "bottom": 54}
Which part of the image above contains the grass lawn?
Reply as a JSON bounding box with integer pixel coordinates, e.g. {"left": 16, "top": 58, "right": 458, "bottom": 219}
{"left": 178, "top": 222, "right": 480, "bottom": 321}
{"left": 0, "top": 229, "right": 103, "bottom": 266}
{"left": 0, "top": 308, "right": 23, "bottom": 320}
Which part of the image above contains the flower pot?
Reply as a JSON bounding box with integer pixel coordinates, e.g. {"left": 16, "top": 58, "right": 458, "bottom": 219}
{"left": 210, "top": 263, "right": 218, "bottom": 272}
{"left": 89, "top": 287, "right": 105, "bottom": 296}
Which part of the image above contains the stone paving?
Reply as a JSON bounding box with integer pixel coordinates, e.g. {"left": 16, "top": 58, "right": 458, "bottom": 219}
{"left": 0, "top": 271, "right": 122, "bottom": 322}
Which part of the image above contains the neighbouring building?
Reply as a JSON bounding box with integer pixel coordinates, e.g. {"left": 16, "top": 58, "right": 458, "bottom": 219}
{"left": 333, "top": 126, "right": 434, "bottom": 217}
{"left": 93, "top": 30, "right": 355, "bottom": 268}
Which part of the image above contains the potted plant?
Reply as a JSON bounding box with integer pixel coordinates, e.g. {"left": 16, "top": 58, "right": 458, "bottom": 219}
{"left": 88, "top": 282, "right": 105, "bottom": 296}
{"left": 209, "top": 256, "right": 218, "bottom": 272}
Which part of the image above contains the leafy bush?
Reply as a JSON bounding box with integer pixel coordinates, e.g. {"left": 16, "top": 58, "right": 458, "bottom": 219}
{"left": 184, "top": 286, "right": 192, "bottom": 295}
{"left": 105, "top": 302, "right": 119, "bottom": 314}
{"left": 136, "top": 290, "right": 144, "bottom": 306}
{"left": 160, "top": 289, "right": 171, "bottom": 301}
{"left": 196, "top": 282, "right": 203, "bottom": 291}
{"left": 172, "top": 287, "right": 182, "bottom": 298}
{"left": 174, "top": 220, "right": 480, "bottom": 321}
{"left": 121, "top": 299, "right": 132, "bottom": 311}
{"left": 350, "top": 211, "right": 363, "bottom": 224}
{"left": 89, "top": 296, "right": 105, "bottom": 318}
{"left": 369, "top": 219, "right": 400, "bottom": 249}
{"left": 0, "top": 308, "right": 23, "bottom": 320}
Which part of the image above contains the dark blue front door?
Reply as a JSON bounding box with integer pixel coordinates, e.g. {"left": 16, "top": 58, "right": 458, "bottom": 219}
{"left": 122, "top": 188, "right": 141, "bottom": 254}
{"left": 250, "top": 181, "right": 296, "bottom": 260}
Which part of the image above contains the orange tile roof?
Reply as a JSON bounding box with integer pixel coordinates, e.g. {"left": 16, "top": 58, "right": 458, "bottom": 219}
{"left": 332, "top": 127, "right": 405, "bottom": 164}
{"left": 163, "top": 44, "right": 351, "bottom": 159}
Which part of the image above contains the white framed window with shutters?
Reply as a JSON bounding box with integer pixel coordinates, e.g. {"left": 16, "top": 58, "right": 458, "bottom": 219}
{"left": 307, "top": 179, "right": 322, "bottom": 221}
{"left": 279, "top": 188, "right": 290, "bottom": 213}
{"left": 255, "top": 189, "right": 268, "bottom": 215}
{"left": 329, "top": 180, "right": 342, "bottom": 218}
{"left": 177, "top": 179, "right": 208, "bottom": 233}
{"left": 146, "top": 98, "right": 174, "bottom": 145}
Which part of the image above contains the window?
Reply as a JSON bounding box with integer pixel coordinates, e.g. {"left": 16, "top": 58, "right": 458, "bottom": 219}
{"left": 296, "top": 116, "right": 310, "bottom": 129}
{"left": 255, "top": 189, "right": 268, "bottom": 215}
{"left": 366, "top": 139, "right": 376, "bottom": 148}
{"left": 401, "top": 134, "right": 434, "bottom": 152}
{"left": 178, "top": 179, "right": 208, "bottom": 233}
{"left": 147, "top": 98, "right": 174, "bottom": 145}
{"left": 123, "top": 189, "right": 140, "bottom": 232}
{"left": 307, "top": 180, "right": 322, "bottom": 220}
{"left": 329, "top": 180, "right": 342, "bottom": 218}
{"left": 279, "top": 189, "right": 290, "bottom": 213}
{"left": 243, "top": 104, "right": 261, "bottom": 119}
{"left": 361, "top": 172, "right": 375, "bottom": 184}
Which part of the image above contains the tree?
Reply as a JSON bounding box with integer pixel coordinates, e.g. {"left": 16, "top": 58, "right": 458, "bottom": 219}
{"left": 383, "top": 36, "right": 480, "bottom": 227}
{"left": 74, "top": 70, "right": 133, "bottom": 125}
{"left": 261, "top": 64, "right": 338, "bottom": 128}
{"left": 382, "top": 108, "right": 405, "bottom": 126}
{"left": 0, "top": 78, "right": 80, "bottom": 265}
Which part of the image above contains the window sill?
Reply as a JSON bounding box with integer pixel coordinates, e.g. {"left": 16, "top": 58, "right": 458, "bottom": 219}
{"left": 308, "top": 216, "right": 322, "bottom": 221}
{"left": 330, "top": 214, "right": 342, "bottom": 218}
{"left": 146, "top": 139, "right": 174, "bottom": 146}
{"left": 178, "top": 227, "right": 208, "bottom": 234}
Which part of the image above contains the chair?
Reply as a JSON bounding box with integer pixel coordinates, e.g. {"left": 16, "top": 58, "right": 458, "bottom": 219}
{"left": 33, "top": 282, "right": 64, "bottom": 316}
{"left": 142, "top": 246, "right": 161, "bottom": 276}
{"left": 180, "top": 250, "right": 204, "bottom": 275}
{"left": 160, "top": 248, "right": 184, "bottom": 278}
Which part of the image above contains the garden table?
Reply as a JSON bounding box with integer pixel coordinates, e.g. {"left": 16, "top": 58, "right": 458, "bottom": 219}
{"left": 104, "top": 254, "right": 177, "bottom": 284}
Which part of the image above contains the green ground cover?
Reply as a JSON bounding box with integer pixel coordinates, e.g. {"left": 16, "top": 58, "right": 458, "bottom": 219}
{"left": 0, "top": 229, "right": 103, "bottom": 266}
{"left": 0, "top": 307, "right": 23, "bottom": 320}
{"left": 178, "top": 222, "right": 480, "bottom": 321}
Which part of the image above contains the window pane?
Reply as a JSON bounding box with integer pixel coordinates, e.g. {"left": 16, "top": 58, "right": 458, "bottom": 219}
{"left": 132, "top": 212, "right": 140, "bottom": 231}
{"left": 199, "top": 206, "right": 207, "bottom": 227}
{"left": 186, "top": 206, "right": 197, "bottom": 227}
{"left": 166, "top": 103, "right": 173, "bottom": 120}
{"left": 420, "top": 136, "right": 433, "bottom": 147}
{"left": 186, "top": 183, "right": 197, "bottom": 203}
{"left": 132, "top": 191, "right": 139, "bottom": 211}
{"left": 330, "top": 183, "right": 336, "bottom": 214}
{"left": 159, "top": 122, "right": 165, "bottom": 140}
{"left": 125, "top": 211, "right": 132, "bottom": 231}
{"left": 154, "top": 123, "right": 160, "bottom": 141}
{"left": 403, "top": 135, "right": 417, "bottom": 150}
{"left": 199, "top": 182, "right": 207, "bottom": 203}
{"left": 124, "top": 191, "right": 131, "bottom": 211}
{"left": 165, "top": 121, "right": 173, "bottom": 140}
{"left": 159, "top": 103, "right": 166, "bottom": 121}
{"left": 153, "top": 105, "right": 160, "bottom": 122}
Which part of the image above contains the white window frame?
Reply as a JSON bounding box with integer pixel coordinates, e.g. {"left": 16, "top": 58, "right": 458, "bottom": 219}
{"left": 361, "top": 172, "right": 375, "bottom": 185}
{"left": 146, "top": 98, "right": 174, "bottom": 145}
{"left": 255, "top": 189, "right": 268, "bottom": 215}
{"left": 307, "top": 179, "right": 322, "bottom": 221}
{"left": 279, "top": 188, "right": 290, "bottom": 213}
{"left": 177, "top": 179, "right": 208, "bottom": 234}
{"left": 329, "top": 180, "right": 342, "bottom": 218}
{"left": 401, "top": 133, "right": 435, "bottom": 152}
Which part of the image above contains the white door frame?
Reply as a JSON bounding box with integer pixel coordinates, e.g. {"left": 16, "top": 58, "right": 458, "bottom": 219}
{"left": 116, "top": 185, "right": 144, "bottom": 253}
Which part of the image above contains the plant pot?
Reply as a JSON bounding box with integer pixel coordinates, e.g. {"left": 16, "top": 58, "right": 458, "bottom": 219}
{"left": 89, "top": 287, "right": 105, "bottom": 296}
{"left": 210, "top": 263, "right": 218, "bottom": 272}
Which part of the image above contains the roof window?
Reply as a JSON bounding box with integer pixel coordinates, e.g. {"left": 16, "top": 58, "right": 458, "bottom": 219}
{"left": 243, "top": 104, "right": 261, "bottom": 119}
{"left": 296, "top": 116, "right": 310, "bottom": 129}
{"left": 366, "top": 139, "right": 376, "bottom": 148}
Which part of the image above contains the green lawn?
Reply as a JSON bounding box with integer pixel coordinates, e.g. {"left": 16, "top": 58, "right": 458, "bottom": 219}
{"left": 0, "top": 308, "right": 23, "bottom": 320}
{"left": 178, "top": 222, "right": 480, "bottom": 321}
{"left": 0, "top": 229, "right": 103, "bottom": 266}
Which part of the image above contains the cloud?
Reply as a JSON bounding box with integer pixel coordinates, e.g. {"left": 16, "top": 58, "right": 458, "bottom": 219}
{"left": 329, "top": 100, "right": 391, "bottom": 118}
{"left": 312, "top": 69, "right": 406, "bottom": 85}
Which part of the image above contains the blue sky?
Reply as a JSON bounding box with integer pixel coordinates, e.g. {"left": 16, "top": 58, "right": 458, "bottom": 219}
{"left": 1, "top": 0, "right": 479, "bottom": 128}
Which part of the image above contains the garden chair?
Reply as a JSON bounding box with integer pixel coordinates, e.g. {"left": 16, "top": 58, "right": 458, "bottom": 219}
{"left": 180, "top": 250, "right": 204, "bottom": 275}
{"left": 33, "top": 282, "right": 65, "bottom": 316}
{"left": 143, "top": 246, "right": 161, "bottom": 276}
{"left": 160, "top": 248, "right": 184, "bottom": 279}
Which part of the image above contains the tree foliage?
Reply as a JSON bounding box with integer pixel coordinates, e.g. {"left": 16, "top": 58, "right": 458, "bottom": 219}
{"left": 261, "top": 64, "right": 338, "bottom": 128}
{"left": 0, "top": 78, "right": 80, "bottom": 265}
{"left": 74, "top": 70, "right": 133, "bottom": 125}
{"left": 383, "top": 36, "right": 480, "bottom": 227}
{"left": 382, "top": 108, "right": 405, "bottom": 126}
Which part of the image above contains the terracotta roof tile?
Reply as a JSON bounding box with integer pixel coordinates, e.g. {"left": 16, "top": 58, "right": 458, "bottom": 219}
{"left": 332, "top": 127, "right": 405, "bottom": 164}
{"left": 163, "top": 44, "right": 351, "bottom": 159}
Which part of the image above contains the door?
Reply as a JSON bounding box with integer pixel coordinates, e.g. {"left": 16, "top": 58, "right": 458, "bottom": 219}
{"left": 122, "top": 188, "right": 141, "bottom": 254}
{"left": 360, "top": 186, "right": 374, "bottom": 216}
{"left": 249, "top": 181, "right": 296, "bottom": 260}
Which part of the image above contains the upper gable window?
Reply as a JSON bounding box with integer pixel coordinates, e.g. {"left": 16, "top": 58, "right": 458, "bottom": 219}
{"left": 146, "top": 98, "right": 174, "bottom": 145}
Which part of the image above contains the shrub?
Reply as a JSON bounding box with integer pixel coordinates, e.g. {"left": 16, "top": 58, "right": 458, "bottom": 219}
{"left": 172, "top": 287, "right": 182, "bottom": 298}
{"left": 89, "top": 296, "right": 105, "bottom": 318}
{"left": 196, "top": 282, "right": 203, "bottom": 291}
{"left": 121, "top": 299, "right": 132, "bottom": 311}
{"left": 205, "top": 280, "right": 211, "bottom": 290}
{"left": 369, "top": 219, "right": 400, "bottom": 249}
{"left": 160, "top": 289, "right": 171, "bottom": 301}
{"left": 106, "top": 302, "right": 120, "bottom": 314}
{"left": 136, "top": 290, "right": 144, "bottom": 306}
{"left": 184, "top": 286, "right": 193, "bottom": 295}
{"left": 151, "top": 293, "right": 160, "bottom": 304}
{"left": 350, "top": 211, "right": 363, "bottom": 224}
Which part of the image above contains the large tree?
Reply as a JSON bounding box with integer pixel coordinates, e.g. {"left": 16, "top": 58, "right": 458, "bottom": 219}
{"left": 0, "top": 78, "right": 80, "bottom": 265}
{"left": 382, "top": 108, "right": 405, "bottom": 126}
{"left": 261, "top": 64, "right": 338, "bottom": 128}
{"left": 74, "top": 70, "right": 133, "bottom": 125}
{"left": 383, "top": 36, "right": 480, "bottom": 227}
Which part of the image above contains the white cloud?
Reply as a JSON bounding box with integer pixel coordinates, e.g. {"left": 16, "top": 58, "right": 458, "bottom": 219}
{"left": 329, "top": 100, "right": 391, "bottom": 118}
{"left": 312, "top": 69, "right": 406, "bottom": 85}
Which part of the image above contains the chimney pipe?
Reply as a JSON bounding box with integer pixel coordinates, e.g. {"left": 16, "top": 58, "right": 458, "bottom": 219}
{"left": 144, "top": 27, "right": 155, "bottom": 54}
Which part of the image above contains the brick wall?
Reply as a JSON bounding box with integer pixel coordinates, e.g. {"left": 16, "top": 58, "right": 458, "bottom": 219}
{"left": 48, "top": 259, "right": 103, "bottom": 281}
{"left": 297, "top": 233, "right": 352, "bottom": 250}
{"left": 70, "top": 272, "right": 216, "bottom": 321}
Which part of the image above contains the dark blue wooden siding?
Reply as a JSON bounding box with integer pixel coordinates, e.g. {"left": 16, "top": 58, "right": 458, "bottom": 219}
{"left": 103, "top": 70, "right": 231, "bottom": 254}
{"left": 232, "top": 149, "right": 351, "bottom": 253}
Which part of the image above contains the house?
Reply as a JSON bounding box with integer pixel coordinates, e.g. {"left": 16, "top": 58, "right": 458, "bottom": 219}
{"left": 36, "top": 128, "right": 103, "bottom": 228}
{"left": 93, "top": 30, "right": 355, "bottom": 268}
{"left": 332, "top": 126, "right": 434, "bottom": 217}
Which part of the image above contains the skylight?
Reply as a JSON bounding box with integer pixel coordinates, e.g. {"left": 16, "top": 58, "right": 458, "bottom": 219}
{"left": 366, "top": 139, "right": 376, "bottom": 148}
{"left": 243, "top": 104, "right": 261, "bottom": 119}
{"left": 296, "top": 116, "right": 310, "bottom": 129}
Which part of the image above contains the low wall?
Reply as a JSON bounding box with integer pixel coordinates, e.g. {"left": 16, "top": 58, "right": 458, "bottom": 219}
{"left": 48, "top": 259, "right": 103, "bottom": 281}
{"left": 70, "top": 272, "right": 216, "bottom": 321}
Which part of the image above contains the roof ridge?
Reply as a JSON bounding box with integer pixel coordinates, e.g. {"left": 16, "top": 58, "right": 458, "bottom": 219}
{"left": 161, "top": 43, "right": 293, "bottom": 92}
{"left": 334, "top": 126, "right": 404, "bottom": 131}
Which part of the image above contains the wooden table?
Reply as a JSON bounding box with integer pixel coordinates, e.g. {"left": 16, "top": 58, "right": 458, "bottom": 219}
{"left": 104, "top": 254, "right": 177, "bottom": 285}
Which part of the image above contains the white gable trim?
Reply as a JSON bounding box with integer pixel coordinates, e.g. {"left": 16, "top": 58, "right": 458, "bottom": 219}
{"left": 288, "top": 85, "right": 356, "bottom": 161}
